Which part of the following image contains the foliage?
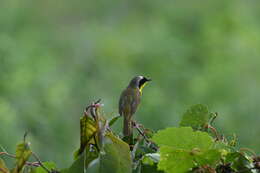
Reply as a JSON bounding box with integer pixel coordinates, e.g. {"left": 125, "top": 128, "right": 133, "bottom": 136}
{"left": 0, "top": 103, "right": 259, "bottom": 173}
{"left": 1, "top": 1, "right": 260, "bottom": 166}
{"left": 179, "top": 104, "right": 213, "bottom": 131}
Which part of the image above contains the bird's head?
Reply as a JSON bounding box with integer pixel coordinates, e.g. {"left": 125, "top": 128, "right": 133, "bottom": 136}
{"left": 128, "top": 75, "right": 151, "bottom": 93}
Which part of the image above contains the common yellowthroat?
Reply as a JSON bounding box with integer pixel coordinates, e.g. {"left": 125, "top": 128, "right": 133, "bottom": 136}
{"left": 119, "top": 76, "right": 151, "bottom": 143}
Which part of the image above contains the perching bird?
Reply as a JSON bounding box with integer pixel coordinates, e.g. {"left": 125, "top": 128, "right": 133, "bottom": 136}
{"left": 119, "top": 76, "right": 151, "bottom": 143}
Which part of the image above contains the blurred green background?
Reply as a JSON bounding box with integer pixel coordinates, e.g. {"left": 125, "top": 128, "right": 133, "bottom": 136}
{"left": 1, "top": 0, "right": 260, "bottom": 168}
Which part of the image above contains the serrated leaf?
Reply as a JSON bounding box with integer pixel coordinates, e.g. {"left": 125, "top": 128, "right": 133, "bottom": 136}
{"left": 12, "top": 142, "right": 32, "bottom": 173}
{"left": 158, "top": 147, "right": 194, "bottom": 173}
{"left": 179, "top": 104, "right": 212, "bottom": 131}
{"left": 74, "top": 115, "right": 97, "bottom": 159}
{"left": 152, "top": 127, "right": 218, "bottom": 173}
{"left": 29, "top": 162, "right": 57, "bottom": 173}
{"left": 152, "top": 127, "right": 213, "bottom": 151}
{"left": 0, "top": 158, "right": 10, "bottom": 173}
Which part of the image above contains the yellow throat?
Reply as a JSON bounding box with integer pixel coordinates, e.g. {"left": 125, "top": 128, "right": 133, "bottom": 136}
{"left": 139, "top": 82, "right": 147, "bottom": 94}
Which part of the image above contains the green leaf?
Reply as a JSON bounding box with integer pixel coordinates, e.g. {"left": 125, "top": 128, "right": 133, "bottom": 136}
{"left": 86, "top": 132, "right": 132, "bottom": 173}
{"left": 100, "top": 133, "right": 132, "bottom": 173}
{"left": 226, "top": 152, "right": 255, "bottom": 173}
{"left": 86, "top": 158, "right": 100, "bottom": 173}
{"left": 12, "top": 142, "right": 32, "bottom": 173}
{"left": 142, "top": 153, "right": 160, "bottom": 165}
{"left": 152, "top": 127, "right": 213, "bottom": 150}
{"left": 29, "top": 162, "right": 57, "bottom": 173}
{"left": 141, "top": 164, "right": 164, "bottom": 173}
{"left": 141, "top": 153, "right": 163, "bottom": 173}
{"left": 179, "top": 104, "right": 212, "bottom": 131}
{"left": 74, "top": 115, "right": 97, "bottom": 159}
{"left": 0, "top": 158, "right": 10, "bottom": 173}
{"left": 225, "top": 152, "right": 241, "bottom": 164}
{"left": 61, "top": 154, "right": 85, "bottom": 173}
{"left": 158, "top": 147, "right": 194, "bottom": 173}
{"left": 108, "top": 115, "right": 121, "bottom": 127}
{"left": 152, "top": 127, "right": 218, "bottom": 173}
{"left": 85, "top": 145, "right": 99, "bottom": 168}
{"left": 64, "top": 143, "right": 99, "bottom": 173}
{"left": 194, "top": 149, "right": 221, "bottom": 167}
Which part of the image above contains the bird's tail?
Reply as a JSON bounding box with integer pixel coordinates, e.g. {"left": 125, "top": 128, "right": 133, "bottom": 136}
{"left": 123, "top": 115, "right": 133, "bottom": 145}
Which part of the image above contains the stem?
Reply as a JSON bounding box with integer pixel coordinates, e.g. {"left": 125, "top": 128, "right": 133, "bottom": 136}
{"left": 132, "top": 121, "right": 158, "bottom": 150}
{"left": 0, "top": 152, "right": 16, "bottom": 158}
{"left": 206, "top": 124, "right": 220, "bottom": 140}
{"left": 32, "top": 152, "right": 51, "bottom": 173}
{"left": 240, "top": 148, "right": 257, "bottom": 157}
{"left": 209, "top": 112, "right": 218, "bottom": 125}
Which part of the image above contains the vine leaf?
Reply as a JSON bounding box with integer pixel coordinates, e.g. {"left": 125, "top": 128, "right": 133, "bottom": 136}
{"left": 152, "top": 127, "right": 213, "bottom": 150}
{"left": 179, "top": 104, "right": 212, "bottom": 131}
{"left": 152, "top": 127, "right": 220, "bottom": 173}
{"left": 159, "top": 147, "right": 194, "bottom": 173}
{"left": 194, "top": 149, "right": 221, "bottom": 167}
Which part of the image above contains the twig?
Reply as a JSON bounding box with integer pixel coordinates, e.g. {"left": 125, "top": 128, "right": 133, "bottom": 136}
{"left": 23, "top": 131, "right": 29, "bottom": 143}
{"left": 0, "top": 152, "right": 16, "bottom": 158}
{"left": 209, "top": 112, "right": 218, "bottom": 125}
{"left": 132, "top": 122, "right": 149, "bottom": 143}
{"left": 240, "top": 148, "right": 257, "bottom": 157}
{"left": 132, "top": 121, "right": 158, "bottom": 150}
{"left": 32, "top": 152, "right": 51, "bottom": 173}
{"left": 131, "top": 135, "right": 142, "bottom": 160}
{"left": 85, "top": 99, "right": 101, "bottom": 112}
{"left": 84, "top": 99, "right": 102, "bottom": 120}
{"left": 25, "top": 162, "right": 41, "bottom": 167}
{"left": 0, "top": 152, "right": 41, "bottom": 167}
{"left": 206, "top": 124, "right": 220, "bottom": 141}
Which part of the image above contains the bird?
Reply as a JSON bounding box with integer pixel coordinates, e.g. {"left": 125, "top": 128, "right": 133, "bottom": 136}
{"left": 119, "top": 75, "right": 151, "bottom": 144}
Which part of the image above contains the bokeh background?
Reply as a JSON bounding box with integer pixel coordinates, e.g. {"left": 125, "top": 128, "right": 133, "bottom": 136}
{"left": 1, "top": 0, "right": 260, "bottom": 168}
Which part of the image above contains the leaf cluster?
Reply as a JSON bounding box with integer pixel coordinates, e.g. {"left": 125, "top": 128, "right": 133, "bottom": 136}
{"left": 1, "top": 103, "right": 259, "bottom": 173}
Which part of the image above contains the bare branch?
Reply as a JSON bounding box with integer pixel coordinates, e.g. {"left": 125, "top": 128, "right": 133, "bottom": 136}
{"left": 0, "top": 152, "right": 16, "bottom": 158}
{"left": 31, "top": 152, "right": 51, "bottom": 173}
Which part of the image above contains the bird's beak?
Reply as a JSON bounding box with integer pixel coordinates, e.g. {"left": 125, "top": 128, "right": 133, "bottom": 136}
{"left": 146, "top": 78, "right": 152, "bottom": 82}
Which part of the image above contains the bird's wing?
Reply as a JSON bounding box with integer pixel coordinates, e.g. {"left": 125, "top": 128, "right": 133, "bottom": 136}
{"left": 119, "top": 89, "right": 131, "bottom": 115}
{"left": 130, "top": 88, "right": 140, "bottom": 115}
{"left": 119, "top": 88, "right": 140, "bottom": 116}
